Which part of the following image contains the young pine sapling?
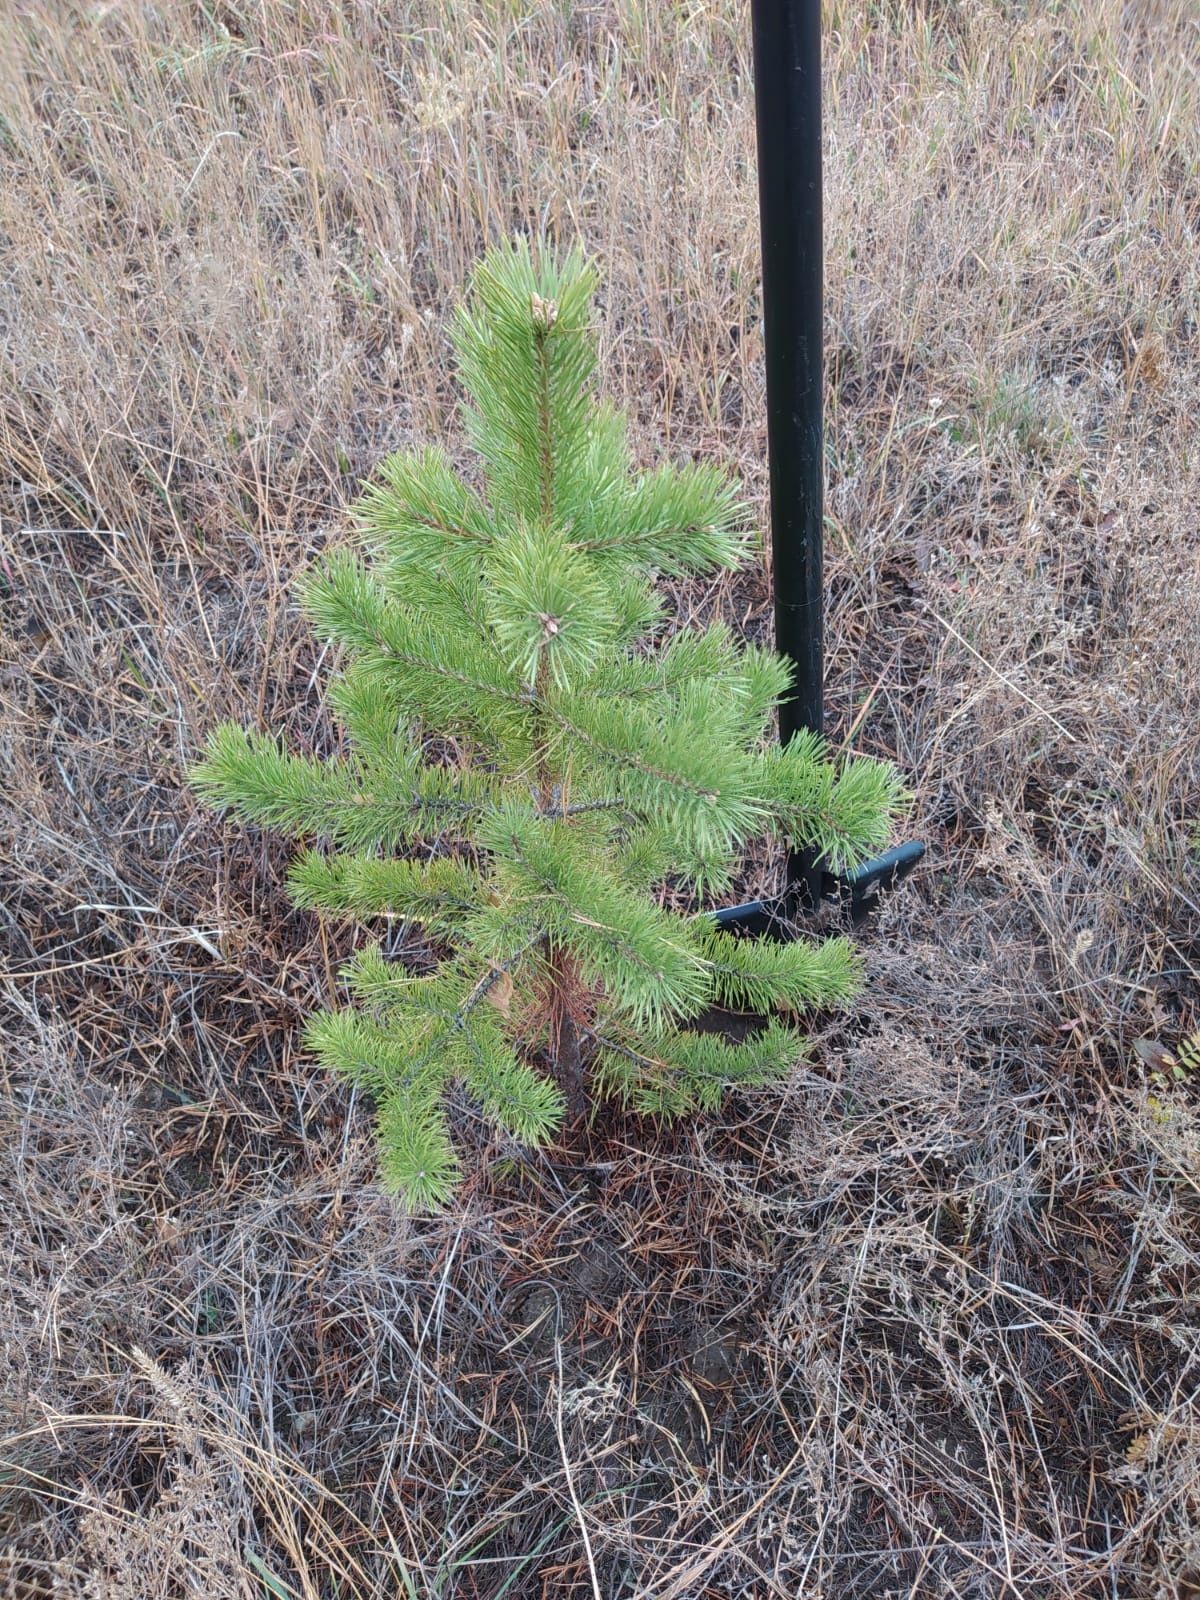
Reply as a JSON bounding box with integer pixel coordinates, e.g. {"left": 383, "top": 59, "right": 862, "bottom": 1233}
{"left": 192, "top": 242, "right": 903, "bottom": 1208}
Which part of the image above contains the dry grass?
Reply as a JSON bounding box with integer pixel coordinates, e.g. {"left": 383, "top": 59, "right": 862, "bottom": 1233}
{"left": 2, "top": 0, "right": 1199, "bottom": 1594}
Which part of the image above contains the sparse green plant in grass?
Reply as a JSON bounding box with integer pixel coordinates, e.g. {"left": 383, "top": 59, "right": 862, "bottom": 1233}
{"left": 191, "top": 241, "right": 902, "bottom": 1207}
{"left": 1136, "top": 1032, "right": 1200, "bottom": 1090}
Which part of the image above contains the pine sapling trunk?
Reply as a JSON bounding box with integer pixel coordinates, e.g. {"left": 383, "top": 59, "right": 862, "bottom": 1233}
{"left": 547, "top": 947, "right": 587, "bottom": 1121}
{"left": 534, "top": 750, "right": 587, "bottom": 1119}
{"left": 525, "top": 281, "right": 591, "bottom": 1128}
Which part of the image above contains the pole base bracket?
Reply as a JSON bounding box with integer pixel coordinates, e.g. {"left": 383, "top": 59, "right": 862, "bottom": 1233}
{"left": 710, "top": 839, "right": 925, "bottom": 937}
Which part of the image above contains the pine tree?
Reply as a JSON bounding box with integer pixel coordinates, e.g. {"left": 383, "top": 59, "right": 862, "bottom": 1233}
{"left": 191, "top": 241, "right": 903, "bottom": 1208}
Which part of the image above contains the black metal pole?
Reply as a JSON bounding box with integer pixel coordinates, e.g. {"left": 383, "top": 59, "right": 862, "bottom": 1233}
{"left": 750, "top": 0, "right": 825, "bottom": 910}
{"left": 712, "top": 0, "right": 923, "bottom": 938}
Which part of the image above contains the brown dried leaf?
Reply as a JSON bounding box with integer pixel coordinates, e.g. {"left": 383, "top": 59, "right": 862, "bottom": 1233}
{"left": 485, "top": 970, "right": 514, "bottom": 1017}
{"left": 1134, "top": 1037, "right": 1175, "bottom": 1074}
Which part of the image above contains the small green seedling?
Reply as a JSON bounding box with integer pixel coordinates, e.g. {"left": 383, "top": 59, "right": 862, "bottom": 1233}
{"left": 191, "top": 242, "right": 902, "bottom": 1207}
{"left": 1136, "top": 1032, "right": 1200, "bottom": 1097}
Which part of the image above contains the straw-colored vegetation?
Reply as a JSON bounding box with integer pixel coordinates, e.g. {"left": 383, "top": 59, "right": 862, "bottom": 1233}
{"left": 2, "top": 1, "right": 1198, "bottom": 1595}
